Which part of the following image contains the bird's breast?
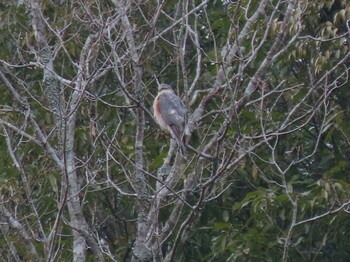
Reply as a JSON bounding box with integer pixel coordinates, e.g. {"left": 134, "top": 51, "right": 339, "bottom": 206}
{"left": 153, "top": 94, "right": 170, "bottom": 133}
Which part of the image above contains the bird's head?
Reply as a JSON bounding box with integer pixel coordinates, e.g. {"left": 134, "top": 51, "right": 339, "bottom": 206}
{"left": 158, "top": 83, "right": 173, "bottom": 92}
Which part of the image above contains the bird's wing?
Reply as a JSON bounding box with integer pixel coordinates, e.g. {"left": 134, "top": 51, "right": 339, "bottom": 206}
{"left": 157, "top": 91, "right": 187, "bottom": 141}
{"left": 157, "top": 90, "right": 188, "bottom": 156}
{"left": 158, "top": 92, "right": 187, "bottom": 127}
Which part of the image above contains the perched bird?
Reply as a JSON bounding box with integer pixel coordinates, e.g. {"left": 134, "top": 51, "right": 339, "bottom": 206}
{"left": 153, "top": 84, "right": 187, "bottom": 156}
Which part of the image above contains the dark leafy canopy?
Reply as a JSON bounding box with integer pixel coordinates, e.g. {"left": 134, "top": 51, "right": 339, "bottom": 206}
{"left": 0, "top": 0, "right": 350, "bottom": 261}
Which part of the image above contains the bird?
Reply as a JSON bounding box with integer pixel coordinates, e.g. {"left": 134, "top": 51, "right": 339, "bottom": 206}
{"left": 153, "top": 83, "right": 187, "bottom": 156}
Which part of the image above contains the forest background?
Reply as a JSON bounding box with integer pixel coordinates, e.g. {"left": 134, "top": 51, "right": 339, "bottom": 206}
{"left": 1, "top": 0, "right": 350, "bottom": 261}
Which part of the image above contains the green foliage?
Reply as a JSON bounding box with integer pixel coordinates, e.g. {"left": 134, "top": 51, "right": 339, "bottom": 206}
{"left": 1, "top": 0, "right": 350, "bottom": 261}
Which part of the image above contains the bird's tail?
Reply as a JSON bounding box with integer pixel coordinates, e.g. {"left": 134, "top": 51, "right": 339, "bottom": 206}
{"left": 170, "top": 127, "right": 188, "bottom": 158}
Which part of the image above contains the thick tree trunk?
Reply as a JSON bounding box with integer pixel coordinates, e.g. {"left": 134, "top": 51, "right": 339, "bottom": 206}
{"left": 28, "top": 1, "right": 104, "bottom": 261}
